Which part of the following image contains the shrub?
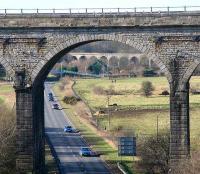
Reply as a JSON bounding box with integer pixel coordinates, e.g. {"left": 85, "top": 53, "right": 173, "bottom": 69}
{"left": 0, "top": 106, "right": 16, "bottom": 174}
{"left": 105, "top": 85, "right": 121, "bottom": 95}
{"left": 160, "top": 90, "right": 169, "bottom": 96}
{"left": 174, "top": 151, "right": 200, "bottom": 174}
{"left": 63, "top": 96, "right": 81, "bottom": 105}
{"left": 93, "top": 85, "right": 119, "bottom": 95}
{"left": 59, "top": 77, "right": 70, "bottom": 91}
{"left": 137, "top": 131, "right": 170, "bottom": 174}
{"left": 93, "top": 86, "right": 105, "bottom": 95}
{"left": 59, "top": 84, "right": 65, "bottom": 91}
{"left": 190, "top": 88, "right": 200, "bottom": 95}
{"left": 141, "top": 81, "right": 154, "bottom": 97}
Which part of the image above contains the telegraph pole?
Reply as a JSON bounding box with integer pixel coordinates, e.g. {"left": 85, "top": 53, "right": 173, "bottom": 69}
{"left": 107, "top": 94, "right": 111, "bottom": 130}
{"left": 156, "top": 114, "right": 159, "bottom": 141}
{"left": 60, "top": 61, "right": 63, "bottom": 79}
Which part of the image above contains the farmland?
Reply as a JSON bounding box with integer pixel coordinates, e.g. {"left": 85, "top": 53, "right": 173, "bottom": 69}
{"left": 73, "top": 76, "right": 200, "bottom": 150}
{"left": 52, "top": 76, "right": 200, "bottom": 173}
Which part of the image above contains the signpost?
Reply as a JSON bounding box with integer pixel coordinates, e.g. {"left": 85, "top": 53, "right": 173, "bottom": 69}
{"left": 118, "top": 137, "right": 136, "bottom": 156}
{"left": 118, "top": 137, "right": 136, "bottom": 171}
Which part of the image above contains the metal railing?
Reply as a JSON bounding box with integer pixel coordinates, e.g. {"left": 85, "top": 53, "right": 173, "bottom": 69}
{"left": 0, "top": 6, "right": 200, "bottom": 15}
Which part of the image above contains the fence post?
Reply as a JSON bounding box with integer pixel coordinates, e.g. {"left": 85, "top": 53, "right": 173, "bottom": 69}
{"left": 5, "top": 9, "right": 7, "bottom": 15}
{"left": 150, "top": 7, "right": 153, "bottom": 13}
{"left": 167, "top": 7, "right": 170, "bottom": 15}
{"left": 69, "top": 8, "right": 71, "bottom": 15}
{"left": 21, "top": 9, "right": 23, "bottom": 14}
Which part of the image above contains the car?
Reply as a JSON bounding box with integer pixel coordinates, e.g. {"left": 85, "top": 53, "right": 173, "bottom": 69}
{"left": 48, "top": 96, "right": 54, "bottom": 101}
{"left": 79, "top": 147, "right": 100, "bottom": 157}
{"left": 52, "top": 103, "right": 59, "bottom": 110}
{"left": 64, "top": 125, "right": 73, "bottom": 132}
{"left": 48, "top": 92, "right": 53, "bottom": 97}
{"left": 64, "top": 125, "right": 79, "bottom": 133}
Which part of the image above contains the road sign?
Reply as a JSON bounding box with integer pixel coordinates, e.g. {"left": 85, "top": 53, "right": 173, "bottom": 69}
{"left": 118, "top": 137, "right": 136, "bottom": 156}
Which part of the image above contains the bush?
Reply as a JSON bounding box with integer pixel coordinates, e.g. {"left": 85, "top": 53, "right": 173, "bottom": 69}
{"left": 160, "top": 90, "right": 169, "bottom": 96}
{"left": 93, "top": 85, "right": 119, "bottom": 95}
{"left": 93, "top": 86, "right": 105, "bottom": 95}
{"left": 59, "top": 77, "right": 70, "bottom": 91}
{"left": 0, "top": 106, "right": 16, "bottom": 174}
{"left": 190, "top": 88, "right": 200, "bottom": 95}
{"left": 63, "top": 96, "right": 81, "bottom": 105}
{"left": 137, "top": 131, "right": 170, "bottom": 174}
{"left": 141, "top": 81, "right": 154, "bottom": 97}
{"left": 174, "top": 151, "right": 200, "bottom": 174}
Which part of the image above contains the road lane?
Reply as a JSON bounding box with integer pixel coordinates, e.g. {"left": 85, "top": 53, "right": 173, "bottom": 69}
{"left": 44, "top": 83, "right": 111, "bottom": 174}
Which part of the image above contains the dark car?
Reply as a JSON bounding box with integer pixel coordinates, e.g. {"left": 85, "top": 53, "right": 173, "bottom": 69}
{"left": 48, "top": 92, "right": 53, "bottom": 97}
{"left": 48, "top": 96, "right": 54, "bottom": 101}
{"left": 52, "top": 103, "right": 59, "bottom": 110}
{"left": 79, "top": 147, "right": 100, "bottom": 157}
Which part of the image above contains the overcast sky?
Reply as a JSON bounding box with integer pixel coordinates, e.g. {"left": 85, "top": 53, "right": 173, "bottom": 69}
{"left": 0, "top": 0, "right": 199, "bottom": 9}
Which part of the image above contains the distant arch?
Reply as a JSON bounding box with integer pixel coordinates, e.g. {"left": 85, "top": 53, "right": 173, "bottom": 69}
{"left": 109, "top": 56, "right": 119, "bottom": 67}
{"left": 88, "top": 56, "right": 98, "bottom": 65}
{"left": 72, "top": 56, "right": 78, "bottom": 61}
{"left": 79, "top": 56, "right": 87, "bottom": 62}
{"left": 130, "top": 56, "right": 139, "bottom": 65}
{"left": 99, "top": 56, "right": 108, "bottom": 65}
{"left": 119, "top": 56, "right": 129, "bottom": 68}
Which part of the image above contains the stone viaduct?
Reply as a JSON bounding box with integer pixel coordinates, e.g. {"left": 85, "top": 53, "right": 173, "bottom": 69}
{"left": 67, "top": 52, "right": 145, "bottom": 68}
{"left": 0, "top": 8, "right": 200, "bottom": 173}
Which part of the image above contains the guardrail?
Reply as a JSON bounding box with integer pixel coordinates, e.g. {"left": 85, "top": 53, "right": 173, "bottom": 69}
{"left": 0, "top": 6, "right": 200, "bottom": 15}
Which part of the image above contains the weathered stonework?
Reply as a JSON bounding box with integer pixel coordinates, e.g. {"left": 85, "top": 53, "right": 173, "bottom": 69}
{"left": 0, "top": 13, "right": 200, "bottom": 173}
{"left": 1, "top": 12, "right": 200, "bottom": 27}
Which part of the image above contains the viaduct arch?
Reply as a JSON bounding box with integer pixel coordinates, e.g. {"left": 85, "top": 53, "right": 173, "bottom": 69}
{"left": 0, "top": 11, "right": 200, "bottom": 173}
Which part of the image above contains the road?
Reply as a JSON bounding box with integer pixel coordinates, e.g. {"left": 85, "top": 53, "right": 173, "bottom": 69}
{"left": 44, "top": 83, "right": 111, "bottom": 174}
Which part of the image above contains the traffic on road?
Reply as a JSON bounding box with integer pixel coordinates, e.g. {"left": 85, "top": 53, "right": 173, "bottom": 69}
{"left": 45, "top": 83, "right": 111, "bottom": 174}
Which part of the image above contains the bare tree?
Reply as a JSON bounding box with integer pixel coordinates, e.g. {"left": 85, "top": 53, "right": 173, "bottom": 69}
{"left": 0, "top": 105, "right": 16, "bottom": 174}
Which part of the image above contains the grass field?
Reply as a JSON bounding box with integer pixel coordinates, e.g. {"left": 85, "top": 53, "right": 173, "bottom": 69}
{"left": 53, "top": 76, "right": 200, "bottom": 173}
{"left": 73, "top": 77, "right": 200, "bottom": 150}
{"left": 73, "top": 76, "right": 200, "bottom": 110}
{"left": 0, "top": 82, "right": 15, "bottom": 106}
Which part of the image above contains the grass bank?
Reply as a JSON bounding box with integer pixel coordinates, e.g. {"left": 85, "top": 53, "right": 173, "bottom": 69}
{"left": 53, "top": 81, "right": 140, "bottom": 174}
{"left": 0, "top": 82, "right": 15, "bottom": 107}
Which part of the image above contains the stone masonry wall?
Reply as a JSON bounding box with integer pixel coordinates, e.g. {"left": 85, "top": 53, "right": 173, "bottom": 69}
{"left": 0, "top": 17, "right": 200, "bottom": 173}
{"left": 0, "top": 13, "right": 200, "bottom": 27}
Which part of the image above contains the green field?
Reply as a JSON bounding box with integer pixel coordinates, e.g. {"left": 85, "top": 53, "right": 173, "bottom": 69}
{"left": 73, "top": 77, "right": 200, "bottom": 110}
{"left": 52, "top": 77, "right": 200, "bottom": 173}
{"left": 73, "top": 77, "right": 200, "bottom": 150}
{"left": 0, "top": 83, "right": 15, "bottom": 105}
